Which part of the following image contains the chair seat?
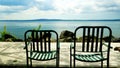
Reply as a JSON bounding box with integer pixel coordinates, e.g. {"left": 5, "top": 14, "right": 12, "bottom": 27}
{"left": 29, "top": 51, "right": 56, "bottom": 61}
{"left": 75, "top": 54, "right": 107, "bottom": 62}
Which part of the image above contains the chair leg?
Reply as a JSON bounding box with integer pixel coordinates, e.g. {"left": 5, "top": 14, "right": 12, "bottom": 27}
{"left": 101, "top": 61, "right": 103, "bottom": 68}
{"left": 30, "top": 59, "right": 32, "bottom": 68}
{"left": 56, "top": 58, "right": 59, "bottom": 67}
{"left": 27, "top": 59, "right": 29, "bottom": 68}
{"left": 74, "top": 58, "right": 75, "bottom": 68}
{"left": 56, "top": 52, "right": 59, "bottom": 67}
{"left": 107, "top": 59, "right": 109, "bottom": 68}
{"left": 70, "top": 55, "right": 72, "bottom": 68}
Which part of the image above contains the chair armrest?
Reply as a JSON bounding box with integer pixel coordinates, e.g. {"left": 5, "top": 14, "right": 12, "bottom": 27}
{"left": 23, "top": 42, "right": 32, "bottom": 49}
{"left": 102, "top": 42, "right": 113, "bottom": 49}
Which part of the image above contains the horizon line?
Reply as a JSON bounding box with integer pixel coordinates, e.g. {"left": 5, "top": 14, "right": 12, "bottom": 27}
{"left": 0, "top": 19, "right": 120, "bottom": 21}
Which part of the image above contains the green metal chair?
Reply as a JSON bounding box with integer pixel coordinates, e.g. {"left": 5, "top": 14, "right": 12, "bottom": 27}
{"left": 24, "top": 30, "right": 60, "bottom": 68}
{"left": 70, "top": 26, "right": 112, "bottom": 68}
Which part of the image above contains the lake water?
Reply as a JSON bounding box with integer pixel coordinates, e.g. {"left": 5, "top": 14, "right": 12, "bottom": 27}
{"left": 0, "top": 20, "right": 120, "bottom": 40}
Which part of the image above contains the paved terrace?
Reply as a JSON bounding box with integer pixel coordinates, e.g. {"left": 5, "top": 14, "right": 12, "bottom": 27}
{"left": 0, "top": 42, "right": 120, "bottom": 68}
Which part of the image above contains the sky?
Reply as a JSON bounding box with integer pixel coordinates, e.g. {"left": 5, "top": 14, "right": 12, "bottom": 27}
{"left": 0, "top": 0, "right": 120, "bottom": 20}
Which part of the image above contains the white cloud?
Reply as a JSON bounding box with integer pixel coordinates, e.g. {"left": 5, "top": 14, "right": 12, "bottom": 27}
{"left": 34, "top": 0, "right": 54, "bottom": 11}
{"left": 53, "top": 0, "right": 78, "bottom": 10}
{"left": 53, "top": 0, "right": 120, "bottom": 13}
{"left": 0, "top": 0, "right": 120, "bottom": 20}
{"left": 1, "top": 6, "right": 63, "bottom": 20}
{"left": 0, "top": 5, "right": 26, "bottom": 11}
{"left": 53, "top": 0, "right": 84, "bottom": 14}
{"left": 115, "top": 0, "right": 120, "bottom": 4}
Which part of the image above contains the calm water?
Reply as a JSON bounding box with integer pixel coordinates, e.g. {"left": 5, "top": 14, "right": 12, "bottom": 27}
{"left": 0, "top": 20, "right": 120, "bottom": 40}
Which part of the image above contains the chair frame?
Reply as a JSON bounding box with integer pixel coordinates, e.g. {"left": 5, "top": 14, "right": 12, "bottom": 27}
{"left": 24, "top": 30, "right": 60, "bottom": 68}
{"left": 70, "top": 26, "right": 112, "bottom": 68}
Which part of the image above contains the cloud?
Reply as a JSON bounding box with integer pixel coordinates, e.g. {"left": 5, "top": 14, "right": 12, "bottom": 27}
{"left": 94, "top": 0, "right": 120, "bottom": 12}
{"left": 1, "top": 0, "right": 120, "bottom": 14}
{"left": 35, "top": 0, "right": 55, "bottom": 11}
{"left": 0, "top": 0, "right": 120, "bottom": 20}
{"left": 0, "top": 0, "right": 34, "bottom": 14}
{"left": 53, "top": 0, "right": 120, "bottom": 14}
{"left": 0, "top": 5, "right": 27, "bottom": 13}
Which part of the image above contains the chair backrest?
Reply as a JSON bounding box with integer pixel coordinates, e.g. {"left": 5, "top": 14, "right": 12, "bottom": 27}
{"left": 74, "top": 26, "right": 112, "bottom": 52}
{"left": 25, "top": 30, "right": 59, "bottom": 52}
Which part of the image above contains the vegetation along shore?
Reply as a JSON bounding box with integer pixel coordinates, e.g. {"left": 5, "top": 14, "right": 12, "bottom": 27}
{"left": 0, "top": 25, "right": 120, "bottom": 42}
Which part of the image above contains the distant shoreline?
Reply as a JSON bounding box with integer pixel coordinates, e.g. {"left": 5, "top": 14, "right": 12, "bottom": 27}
{"left": 0, "top": 19, "right": 120, "bottom": 22}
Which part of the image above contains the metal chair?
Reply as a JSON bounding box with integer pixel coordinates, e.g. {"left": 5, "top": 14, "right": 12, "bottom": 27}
{"left": 70, "top": 26, "right": 112, "bottom": 68}
{"left": 24, "top": 30, "right": 60, "bottom": 68}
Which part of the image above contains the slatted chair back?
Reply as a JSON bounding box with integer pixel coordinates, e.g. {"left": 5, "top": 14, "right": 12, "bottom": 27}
{"left": 25, "top": 30, "right": 59, "bottom": 53}
{"left": 74, "top": 26, "right": 112, "bottom": 52}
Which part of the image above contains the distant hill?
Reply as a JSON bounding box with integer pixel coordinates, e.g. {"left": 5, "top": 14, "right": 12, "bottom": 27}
{"left": 33, "top": 19, "right": 120, "bottom": 21}
{"left": 0, "top": 19, "right": 120, "bottom": 22}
